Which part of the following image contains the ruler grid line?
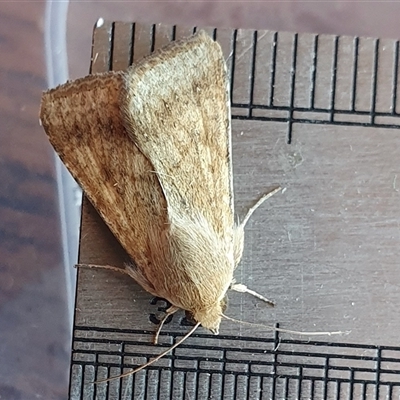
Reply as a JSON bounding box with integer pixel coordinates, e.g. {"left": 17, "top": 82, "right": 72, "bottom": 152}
{"left": 352, "top": 36, "right": 359, "bottom": 112}
{"left": 371, "top": 38, "right": 379, "bottom": 126}
{"left": 288, "top": 33, "right": 298, "bottom": 144}
{"left": 70, "top": 326, "right": 400, "bottom": 399}
{"left": 248, "top": 29, "right": 258, "bottom": 119}
{"left": 310, "top": 34, "right": 318, "bottom": 110}
{"left": 270, "top": 31, "right": 278, "bottom": 108}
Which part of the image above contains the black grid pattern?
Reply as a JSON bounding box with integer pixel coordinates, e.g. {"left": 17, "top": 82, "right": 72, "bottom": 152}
{"left": 227, "top": 31, "right": 400, "bottom": 143}
{"left": 106, "top": 24, "right": 400, "bottom": 143}
{"left": 69, "top": 326, "right": 400, "bottom": 399}
{"left": 104, "top": 24, "right": 400, "bottom": 143}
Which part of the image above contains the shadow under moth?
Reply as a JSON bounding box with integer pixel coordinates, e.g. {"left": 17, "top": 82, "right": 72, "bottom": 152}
{"left": 40, "top": 30, "right": 343, "bottom": 381}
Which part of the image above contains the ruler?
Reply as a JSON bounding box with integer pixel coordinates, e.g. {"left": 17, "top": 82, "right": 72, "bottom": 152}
{"left": 69, "top": 22, "right": 400, "bottom": 399}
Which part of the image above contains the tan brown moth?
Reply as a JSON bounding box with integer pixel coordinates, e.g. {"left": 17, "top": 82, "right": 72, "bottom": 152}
{"left": 40, "top": 31, "right": 344, "bottom": 381}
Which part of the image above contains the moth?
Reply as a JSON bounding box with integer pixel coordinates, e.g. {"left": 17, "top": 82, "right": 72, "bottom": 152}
{"left": 40, "top": 31, "right": 339, "bottom": 380}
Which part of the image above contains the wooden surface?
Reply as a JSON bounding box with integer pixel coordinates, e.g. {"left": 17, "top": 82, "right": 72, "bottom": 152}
{"left": 3, "top": 2, "right": 400, "bottom": 398}
{"left": 71, "top": 23, "right": 400, "bottom": 399}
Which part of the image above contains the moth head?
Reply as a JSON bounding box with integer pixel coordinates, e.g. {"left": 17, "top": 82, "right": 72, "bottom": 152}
{"left": 190, "top": 296, "right": 228, "bottom": 334}
{"left": 192, "top": 307, "right": 221, "bottom": 334}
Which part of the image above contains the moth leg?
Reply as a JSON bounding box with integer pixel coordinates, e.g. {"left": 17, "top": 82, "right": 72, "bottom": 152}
{"left": 234, "top": 186, "right": 282, "bottom": 268}
{"left": 232, "top": 187, "right": 282, "bottom": 305}
{"left": 75, "top": 263, "right": 129, "bottom": 275}
{"left": 153, "top": 305, "right": 180, "bottom": 345}
{"left": 230, "top": 282, "right": 275, "bottom": 307}
{"left": 240, "top": 186, "right": 281, "bottom": 230}
{"left": 76, "top": 264, "right": 179, "bottom": 343}
{"left": 76, "top": 262, "right": 160, "bottom": 301}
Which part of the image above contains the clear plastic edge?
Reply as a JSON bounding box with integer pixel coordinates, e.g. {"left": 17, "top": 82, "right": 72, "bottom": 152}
{"left": 44, "top": 0, "right": 80, "bottom": 328}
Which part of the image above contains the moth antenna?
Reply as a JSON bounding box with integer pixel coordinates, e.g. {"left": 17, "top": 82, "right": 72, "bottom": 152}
{"left": 93, "top": 322, "right": 201, "bottom": 384}
{"left": 240, "top": 186, "right": 282, "bottom": 229}
{"left": 221, "top": 314, "right": 351, "bottom": 336}
{"left": 153, "top": 306, "right": 180, "bottom": 344}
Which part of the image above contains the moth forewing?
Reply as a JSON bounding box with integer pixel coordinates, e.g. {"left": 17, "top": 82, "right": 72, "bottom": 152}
{"left": 40, "top": 72, "right": 169, "bottom": 299}
{"left": 120, "top": 31, "right": 235, "bottom": 332}
{"left": 120, "top": 31, "right": 234, "bottom": 238}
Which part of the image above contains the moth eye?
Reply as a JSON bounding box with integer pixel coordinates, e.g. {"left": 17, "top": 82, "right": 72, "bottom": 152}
{"left": 183, "top": 310, "right": 197, "bottom": 326}
{"left": 220, "top": 295, "right": 228, "bottom": 312}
